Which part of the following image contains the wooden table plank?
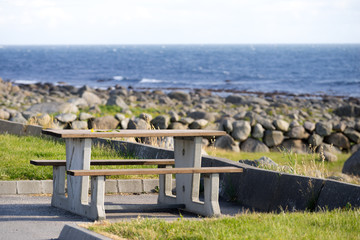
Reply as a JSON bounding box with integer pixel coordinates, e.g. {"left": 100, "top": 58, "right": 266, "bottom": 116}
{"left": 68, "top": 167, "right": 243, "bottom": 176}
{"left": 42, "top": 129, "right": 226, "bottom": 139}
{"left": 30, "top": 159, "right": 175, "bottom": 166}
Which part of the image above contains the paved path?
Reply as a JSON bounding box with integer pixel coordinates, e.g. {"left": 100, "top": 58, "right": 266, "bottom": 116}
{"left": 0, "top": 194, "right": 244, "bottom": 240}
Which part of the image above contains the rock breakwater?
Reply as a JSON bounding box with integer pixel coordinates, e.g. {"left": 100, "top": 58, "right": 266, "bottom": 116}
{"left": 1, "top": 78, "right": 360, "bottom": 162}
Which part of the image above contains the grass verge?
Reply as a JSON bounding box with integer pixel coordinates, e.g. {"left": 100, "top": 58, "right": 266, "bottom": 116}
{"left": 0, "top": 134, "right": 157, "bottom": 180}
{"left": 87, "top": 208, "right": 360, "bottom": 240}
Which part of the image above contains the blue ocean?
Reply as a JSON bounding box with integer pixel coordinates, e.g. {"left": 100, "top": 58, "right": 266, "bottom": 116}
{"left": 0, "top": 44, "right": 359, "bottom": 97}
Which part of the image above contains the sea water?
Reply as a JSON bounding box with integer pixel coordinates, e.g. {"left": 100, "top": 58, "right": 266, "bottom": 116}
{"left": 0, "top": 44, "right": 359, "bottom": 96}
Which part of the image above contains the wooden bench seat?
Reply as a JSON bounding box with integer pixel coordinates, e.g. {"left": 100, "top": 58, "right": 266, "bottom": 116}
{"left": 67, "top": 167, "right": 243, "bottom": 176}
{"left": 30, "top": 159, "right": 175, "bottom": 166}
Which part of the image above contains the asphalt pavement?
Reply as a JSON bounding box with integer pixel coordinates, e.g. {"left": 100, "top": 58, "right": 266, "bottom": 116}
{"left": 0, "top": 194, "right": 245, "bottom": 240}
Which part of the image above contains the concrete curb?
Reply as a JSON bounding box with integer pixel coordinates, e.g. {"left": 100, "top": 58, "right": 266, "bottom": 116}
{"left": 0, "top": 179, "right": 160, "bottom": 195}
{"left": 58, "top": 224, "right": 112, "bottom": 240}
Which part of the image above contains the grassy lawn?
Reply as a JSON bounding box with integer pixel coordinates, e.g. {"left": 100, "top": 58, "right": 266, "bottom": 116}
{"left": 0, "top": 133, "right": 353, "bottom": 182}
{"left": 0, "top": 134, "right": 157, "bottom": 180}
{"left": 87, "top": 208, "right": 360, "bottom": 240}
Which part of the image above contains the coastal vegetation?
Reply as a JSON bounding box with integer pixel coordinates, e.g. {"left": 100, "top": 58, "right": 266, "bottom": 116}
{"left": 86, "top": 208, "right": 360, "bottom": 240}
{"left": 0, "top": 133, "right": 353, "bottom": 183}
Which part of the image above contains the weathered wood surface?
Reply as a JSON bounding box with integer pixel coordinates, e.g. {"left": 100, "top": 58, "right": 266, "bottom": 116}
{"left": 42, "top": 129, "right": 226, "bottom": 139}
{"left": 68, "top": 167, "right": 243, "bottom": 176}
{"left": 30, "top": 159, "right": 175, "bottom": 166}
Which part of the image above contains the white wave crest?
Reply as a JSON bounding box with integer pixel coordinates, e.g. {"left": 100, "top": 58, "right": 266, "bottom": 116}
{"left": 13, "top": 79, "right": 38, "bottom": 85}
{"left": 113, "top": 76, "right": 124, "bottom": 81}
{"left": 140, "top": 78, "right": 163, "bottom": 83}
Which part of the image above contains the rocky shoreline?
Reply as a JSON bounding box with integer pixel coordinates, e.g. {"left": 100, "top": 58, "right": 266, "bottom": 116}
{"left": 1, "top": 78, "right": 360, "bottom": 164}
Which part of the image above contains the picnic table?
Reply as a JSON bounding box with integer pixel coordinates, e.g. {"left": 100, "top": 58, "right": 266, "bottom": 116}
{"left": 37, "top": 129, "right": 243, "bottom": 220}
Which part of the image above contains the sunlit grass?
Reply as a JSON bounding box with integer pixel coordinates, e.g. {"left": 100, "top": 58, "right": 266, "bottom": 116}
{"left": 87, "top": 208, "right": 360, "bottom": 240}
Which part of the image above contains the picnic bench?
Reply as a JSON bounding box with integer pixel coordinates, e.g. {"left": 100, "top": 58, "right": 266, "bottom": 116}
{"left": 32, "top": 129, "right": 243, "bottom": 220}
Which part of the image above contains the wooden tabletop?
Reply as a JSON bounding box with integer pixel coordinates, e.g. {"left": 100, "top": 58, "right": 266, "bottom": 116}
{"left": 42, "top": 129, "right": 226, "bottom": 139}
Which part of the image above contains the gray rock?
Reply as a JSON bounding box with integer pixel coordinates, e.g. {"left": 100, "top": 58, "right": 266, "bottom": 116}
{"left": 355, "top": 121, "right": 360, "bottom": 132}
{"left": 315, "top": 122, "right": 332, "bottom": 137}
{"left": 333, "top": 122, "right": 347, "bottom": 132}
{"left": 334, "top": 104, "right": 360, "bottom": 117}
{"left": 214, "top": 135, "right": 240, "bottom": 152}
{"left": 281, "top": 139, "right": 307, "bottom": 154}
{"left": 67, "top": 98, "right": 88, "bottom": 108}
{"left": 255, "top": 156, "right": 278, "bottom": 167}
{"left": 139, "top": 113, "right": 153, "bottom": 123}
{"left": 323, "top": 151, "right": 338, "bottom": 162}
{"left": 115, "top": 113, "right": 126, "bottom": 122}
{"left": 240, "top": 138, "right": 269, "bottom": 152}
{"left": 168, "top": 111, "right": 179, "bottom": 122}
{"left": 303, "top": 121, "right": 315, "bottom": 132}
{"left": 351, "top": 144, "right": 360, "bottom": 154}
{"left": 128, "top": 118, "right": 150, "bottom": 130}
{"left": 179, "top": 117, "right": 194, "bottom": 125}
{"left": 26, "top": 102, "right": 78, "bottom": 114}
{"left": 106, "top": 95, "right": 128, "bottom": 109}
{"left": 79, "top": 112, "right": 94, "bottom": 121}
{"left": 220, "top": 118, "right": 233, "bottom": 133}
{"left": 308, "top": 134, "right": 323, "bottom": 147}
{"left": 252, "top": 123, "right": 264, "bottom": 139}
{"left": 324, "top": 132, "right": 350, "bottom": 150}
{"left": 81, "top": 91, "right": 102, "bottom": 106}
{"left": 168, "top": 122, "right": 188, "bottom": 130}
{"left": 120, "top": 118, "right": 129, "bottom": 129}
{"left": 0, "top": 109, "right": 10, "bottom": 120}
{"left": 286, "top": 126, "right": 309, "bottom": 139}
{"left": 231, "top": 120, "right": 251, "bottom": 141}
{"left": 168, "top": 91, "right": 191, "bottom": 102}
{"left": 55, "top": 113, "right": 77, "bottom": 123}
{"left": 150, "top": 115, "right": 170, "bottom": 129}
{"left": 158, "top": 96, "right": 174, "bottom": 105}
{"left": 9, "top": 112, "right": 27, "bottom": 124}
{"left": 342, "top": 148, "right": 360, "bottom": 176}
{"left": 187, "top": 111, "right": 217, "bottom": 122}
{"left": 70, "top": 120, "right": 88, "bottom": 130}
{"left": 256, "top": 116, "right": 275, "bottom": 130}
{"left": 344, "top": 128, "right": 360, "bottom": 144}
{"left": 233, "top": 111, "right": 246, "bottom": 120}
{"left": 91, "top": 116, "right": 119, "bottom": 129}
{"left": 225, "top": 94, "right": 245, "bottom": 104}
{"left": 273, "top": 119, "right": 289, "bottom": 132}
{"left": 263, "top": 130, "right": 284, "bottom": 147}
{"left": 289, "top": 120, "right": 300, "bottom": 128}
{"left": 189, "top": 119, "right": 208, "bottom": 129}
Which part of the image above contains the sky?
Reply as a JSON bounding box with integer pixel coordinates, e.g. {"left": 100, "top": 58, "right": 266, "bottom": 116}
{"left": 0, "top": 0, "right": 359, "bottom": 45}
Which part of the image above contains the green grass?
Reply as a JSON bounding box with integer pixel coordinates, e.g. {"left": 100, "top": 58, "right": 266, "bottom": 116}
{"left": 87, "top": 208, "right": 360, "bottom": 240}
{"left": 205, "top": 147, "right": 351, "bottom": 178}
{"left": 0, "top": 134, "right": 157, "bottom": 180}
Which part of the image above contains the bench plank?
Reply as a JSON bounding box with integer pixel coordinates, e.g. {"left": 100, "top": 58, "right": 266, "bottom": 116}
{"left": 30, "top": 159, "right": 175, "bottom": 166}
{"left": 42, "top": 129, "right": 226, "bottom": 139}
{"left": 68, "top": 167, "right": 243, "bottom": 176}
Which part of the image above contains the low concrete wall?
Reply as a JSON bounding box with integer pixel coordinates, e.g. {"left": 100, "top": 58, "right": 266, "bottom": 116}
{"left": 1, "top": 119, "right": 360, "bottom": 212}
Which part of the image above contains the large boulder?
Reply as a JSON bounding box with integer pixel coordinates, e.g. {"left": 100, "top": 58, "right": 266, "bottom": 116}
{"left": 189, "top": 119, "right": 208, "bottom": 129}
{"left": 219, "top": 118, "right": 233, "bottom": 133}
{"left": 308, "top": 134, "right": 323, "bottom": 147}
{"left": 240, "top": 138, "right": 269, "bottom": 152}
{"left": 106, "top": 95, "right": 129, "bottom": 109}
{"left": 273, "top": 119, "right": 289, "bottom": 132}
{"left": 0, "top": 109, "right": 10, "bottom": 120}
{"left": 286, "top": 126, "right": 310, "bottom": 139}
{"left": 281, "top": 139, "right": 307, "bottom": 153}
{"left": 344, "top": 128, "right": 360, "bottom": 144}
{"left": 55, "top": 113, "right": 77, "bottom": 123}
{"left": 187, "top": 111, "right": 217, "bottom": 122}
{"left": 231, "top": 120, "right": 251, "bottom": 141}
{"left": 303, "top": 121, "right": 315, "bottom": 133}
{"left": 91, "top": 116, "right": 119, "bottom": 129}
{"left": 334, "top": 104, "right": 360, "bottom": 117}
{"left": 70, "top": 120, "right": 88, "bottom": 130}
{"left": 263, "top": 130, "right": 284, "bottom": 147}
{"left": 9, "top": 112, "right": 27, "bottom": 124}
{"left": 127, "top": 118, "right": 150, "bottom": 130}
{"left": 315, "top": 122, "right": 332, "bottom": 137}
{"left": 252, "top": 123, "right": 265, "bottom": 139}
{"left": 150, "top": 115, "right": 170, "bottom": 129}
{"left": 26, "top": 102, "right": 78, "bottom": 114}
{"left": 214, "top": 135, "right": 240, "bottom": 152}
{"left": 324, "top": 132, "right": 350, "bottom": 150}
{"left": 168, "top": 91, "right": 191, "bottom": 102}
{"left": 342, "top": 148, "right": 360, "bottom": 176}
{"left": 81, "top": 91, "right": 102, "bottom": 106}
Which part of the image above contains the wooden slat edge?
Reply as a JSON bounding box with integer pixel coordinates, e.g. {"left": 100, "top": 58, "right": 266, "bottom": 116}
{"left": 68, "top": 167, "right": 243, "bottom": 176}
{"left": 30, "top": 159, "right": 175, "bottom": 166}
